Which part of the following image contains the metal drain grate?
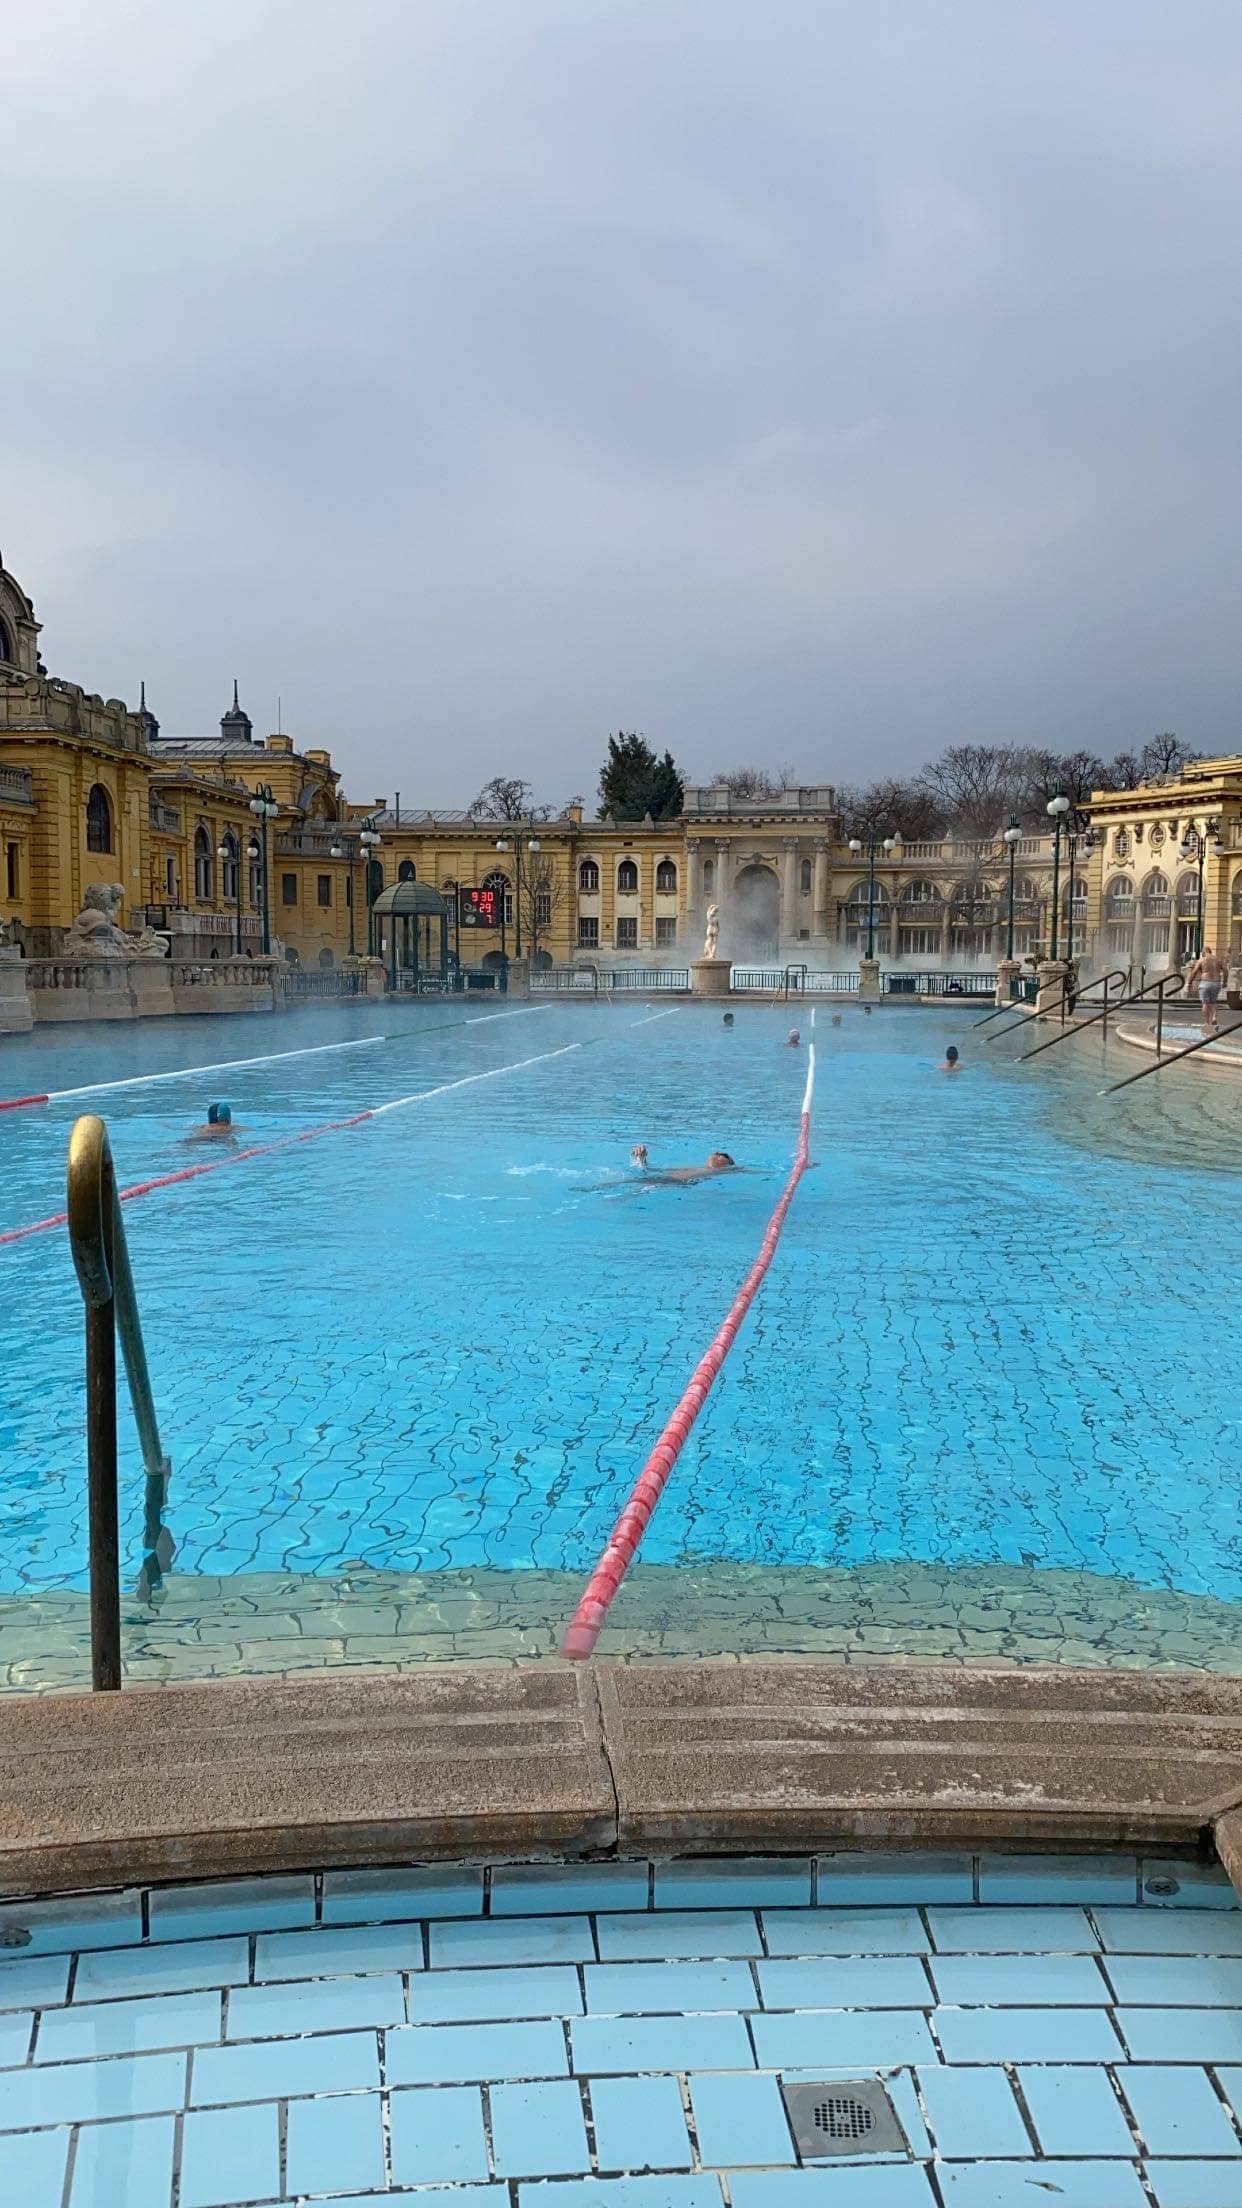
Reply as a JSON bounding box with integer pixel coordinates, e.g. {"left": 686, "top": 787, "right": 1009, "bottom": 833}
{"left": 782, "top": 2077, "right": 908, "bottom": 2159}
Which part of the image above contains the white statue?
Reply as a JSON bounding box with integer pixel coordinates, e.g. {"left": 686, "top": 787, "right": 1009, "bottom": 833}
{"left": 703, "top": 903, "right": 720, "bottom": 959}
{"left": 63, "top": 884, "right": 167, "bottom": 959}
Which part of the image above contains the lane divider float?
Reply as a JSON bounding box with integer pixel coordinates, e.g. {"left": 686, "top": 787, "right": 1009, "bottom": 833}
{"left": 0, "top": 1034, "right": 386, "bottom": 1113}
{"left": 561, "top": 1044, "right": 816, "bottom": 1661}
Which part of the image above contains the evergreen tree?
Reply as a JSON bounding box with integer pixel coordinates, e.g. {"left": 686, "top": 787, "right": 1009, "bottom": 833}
{"left": 597, "top": 732, "right": 684, "bottom": 819}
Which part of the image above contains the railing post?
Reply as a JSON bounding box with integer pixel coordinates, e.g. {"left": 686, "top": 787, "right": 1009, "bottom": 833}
{"left": 85, "top": 1178, "right": 122, "bottom": 1692}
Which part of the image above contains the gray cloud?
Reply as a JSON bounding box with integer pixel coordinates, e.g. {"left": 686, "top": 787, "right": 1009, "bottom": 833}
{"left": 7, "top": 0, "right": 1242, "bottom": 804}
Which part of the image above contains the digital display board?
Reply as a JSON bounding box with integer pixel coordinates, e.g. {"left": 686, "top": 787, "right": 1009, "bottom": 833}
{"left": 459, "top": 885, "right": 502, "bottom": 929}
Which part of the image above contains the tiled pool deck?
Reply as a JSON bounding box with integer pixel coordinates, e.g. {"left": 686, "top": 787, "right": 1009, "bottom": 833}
{"left": 2, "top": 1852, "right": 1242, "bottom": 2207}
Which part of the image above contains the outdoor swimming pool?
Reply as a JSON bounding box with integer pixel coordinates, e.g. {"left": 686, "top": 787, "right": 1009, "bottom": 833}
{"left": 0, "top": 998, "right": 1239, "bottom": 1682}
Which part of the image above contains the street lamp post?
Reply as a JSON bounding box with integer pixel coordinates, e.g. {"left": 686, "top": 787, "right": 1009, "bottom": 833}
{"left": 358, "top": 818, "right": 381, "bottom": 956}
{"left": 248, "top": 782, "right": 278, "bottom": 955}
{"left": 330, "top": 833, "right": 357, "bottom": 957}
{"left": 1003, "top": 817, "right": 1022, "bottom": 961}
{"left": 246, "top": 834, "right": 260, "bottom": 953}
{"left": 1179, "top": 816, "right": 1223, "bottom": 958}
{"left": 494, "top": 828, "right": 542, "bottom": 960}
{"left": 217, "top": 834, "right": 243, "bottom": 954}
{"left": 1047, "top": 784, "right": 1070, "bottom": 962}
{"left": 847, "top": 828, "right": 895, "bottom": 959}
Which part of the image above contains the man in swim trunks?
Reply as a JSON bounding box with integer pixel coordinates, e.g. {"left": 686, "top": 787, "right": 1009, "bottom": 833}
{"left": 1185, "top": 946, "right": 1228, "bottom": 1034}
{"left": 625, "top": 1148, "right": 738, "bottom": 1186}
{"left": 185, "top": 1102, "right": 240, "bottom": 1144}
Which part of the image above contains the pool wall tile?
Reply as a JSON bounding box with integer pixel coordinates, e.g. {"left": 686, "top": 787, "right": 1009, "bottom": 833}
{"left": 69, "top": 2112, "right": 176, "bottom": 2208}
{"left": 816, "top": 1852, "right": 974, "bottom": 1904}
{"left": 934, "top": 2007, "right": 1122, "bottom": 2064}
{"left": 589, "top": 2074, "right": 693, "bottom": 2172}
{"left": 0, "top": 2049, "right": 187, "bottom": 2129}
{"left": 928, "top": 1953, "right": 1108, "bottom": 2006}
{"left": 410, "top": 1961, "right": 582, "bottom": 2025}
{"left": 432, "top": 1914, "right": 595, "bottom": 1968}
{"left": 36, "top": 1987, "right": 221, "bottom": 2062}
{"left": 761, "top": 1908, "right": 926, "bottom": 1957}
{"left": 253, "top": 1921, "right": 425, "bottom": 1980}
{"left": 519, "top": 2181, "right": 725, "bottom": 2207}
{"left": 285, "top": 2090, "right": 385, "bottom": 2195}
{"left": 389, "top": 2083, "right": 491, "bottom": 2186}
{"left": 492, "top": 1863, "right": 649, "bottom": 1915}
{"left": 179, "top": 2101, "right": 281, "bottom": 2208}
{"left": 917, "top": 2064, "right": 1032, "bottom": 2158}
{"left": 654, "top": 1858, "right": 812, "bottom": 1911}
{"left": 0, "top": 1955, "right": 69, "bottom": 2011}
{"left": 729, "top": 2169, "right": 936, "bottom": 2205}
{"left": 0, "top": 2008, "right": 33, "bottom": 2065}
{"left": 758, "top": 1955, "right": 931, "bottom": 2009}
{"left": 977, "top": 1853, "right": 1139, "bottom": 1905}
{"left": 689, "top": 2069, "right": 797, "bottom": 2166}
{"left": 387, "top": 2017, "right": 570, "bottom": 2085}
{"left": 1118, "top": 2009, "right": 1242, "bottom": 2062}
{"left": 1141, "top": 1860, "right": 1241, "bottom": 1909}
{"left": 1, "top": 2128, "right": 68, "bottom": 2208}
{"left": 225, "top": 1971, "right": 404, "bottom": 2038}
{"left": 190, "top": 2028, "right": 380, "bottom": 2105}
{"left": 73, "top": 1934, "right": 250, "bottom": 2001}
{"left": 1094, "top": 1910, "right": 1242, "bottom": 1956}
{"left": 936, "top": 2165, "right": 1146, "bottom": 2208}
{"left": 1117, "top": 2064, "right": 1242, "bottom": 2154}
{"left": 491, "top": 2077, "right": 590, "bottom": 2176}
{"left": 1146, "top": 2164, "right": 1242, "bottom": 2208}
{"left": 0, "top": 1891, "right": 141, "bottom": 1957}
{"left": 1103, "top": 1953, "right": 1242, "bottom": 2006}
{"left": 595, "top": 1912, "right": 759, "bottom": 1961}
{"left": 321, "top": 1863, "right": 484, "bottom": 1923}
{"left": 571, "top": 2013, "right": 755, "bottom": 2075}
{"left": 1017, "top": 2066, "right": 1138, "bottom": 2158}
{"left": 147, "top": 1873, "right": 314, "bottom": 1940}
{"left": 927, "top": 1907, "right": 1097, "bottom": 1953}
{"left": 585, "top": 1960, "right": 755, "bottom": 2015}
{"left": 751, "top": 2009, "right": 934, "bottom": 2068}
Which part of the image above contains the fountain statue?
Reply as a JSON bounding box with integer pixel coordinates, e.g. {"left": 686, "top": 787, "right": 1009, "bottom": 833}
{"left": 63, "top": 884, "right": 167, "bottom": 958}
{"left": 703, "top": 903, "right": 720, "bottom": 959}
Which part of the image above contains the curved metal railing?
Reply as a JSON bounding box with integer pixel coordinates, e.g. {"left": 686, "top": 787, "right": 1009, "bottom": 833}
{"left": 66, "top": 1115, "right": 174, "bottom": 1691}
{"left": 1019, "top": 970, "right": 1185, "bottom": 1062}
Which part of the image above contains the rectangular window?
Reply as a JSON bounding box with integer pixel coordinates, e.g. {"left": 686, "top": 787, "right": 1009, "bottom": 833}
{"left": 5, "top": 842, "right": 17, "bottom": 900}
{"left": 617, "top": 916, "right": 638, "bottom": 948}
{"left": 577, "top": 916, "right": 599, "bottom": 947}
{"left": 535, "top": 891, "right": 552, "bottom": 928}
{"left": 655, "top": 915, "right": 676, "bottom": 946}
{"left": 317, "top": 874, "right": 332, "bottom": 908}
{"left": 165, "top": 856, "right": 177, "bottom": 897}
{"left": 282, "top": 873, "right": 298, "bottom": 906}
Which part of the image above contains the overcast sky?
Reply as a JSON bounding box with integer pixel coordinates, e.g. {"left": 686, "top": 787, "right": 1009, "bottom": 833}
{"left": 7, "top": 0, "right": 1242, "bottom": 807}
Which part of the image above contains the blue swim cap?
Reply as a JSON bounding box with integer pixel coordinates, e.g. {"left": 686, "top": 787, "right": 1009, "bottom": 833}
{"left": 207, "top": 1102, "right": 231, "bottom": 1125}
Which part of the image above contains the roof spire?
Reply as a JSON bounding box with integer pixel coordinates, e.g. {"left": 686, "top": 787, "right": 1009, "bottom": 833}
{"left": 233, "top": 678, "right": 240, "bottom": 711}
{"left": 140, "top": 680, "right": 146, "bottom": 710}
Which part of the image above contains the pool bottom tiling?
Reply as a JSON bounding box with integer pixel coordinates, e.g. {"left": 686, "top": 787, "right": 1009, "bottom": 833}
{"left": 2, "top": 1851, "right": 1242, "bottom": 2207}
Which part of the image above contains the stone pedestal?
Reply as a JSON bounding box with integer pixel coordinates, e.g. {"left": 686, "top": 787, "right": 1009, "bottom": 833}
{"left": 994, "top": 957, "right": 1019, "bottom": 1008}
{"left": 0, "top": 951, "right": 32, "bottom": 1034}
{"left": 126, "top": 957, "right": 176, "bottom": 1019}
{"left": 1036, "top": 958, "right": 1070, "bottom": 1017}
{"left": 857, "top": 957, "right": 881, "bottom": 1003}
{"left": 690, "top": 957, "right": 732, "bottom": 999}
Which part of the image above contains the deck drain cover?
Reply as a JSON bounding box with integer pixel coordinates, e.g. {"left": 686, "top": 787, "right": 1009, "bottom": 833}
{"left": 782, "top": 2078, "right": 908, "bottom": 2160}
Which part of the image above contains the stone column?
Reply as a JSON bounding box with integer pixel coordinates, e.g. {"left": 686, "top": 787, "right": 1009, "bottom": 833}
{"left": 938, "top": 905, "right": 951, "bottom": 968}
{"left": 812, "top": 840, "right": 830, "bottom": 940}
{"left": 780, "top": 840, "right": 798, "bottom": 945}
{"left": 686, "top": 838, "right": 701, "bottom": 931}
{"left": 0, "top": 950, "right": 33, "bottom": 1034}
{"left": 714, "top": 840, "right": 731, "bottom": 913}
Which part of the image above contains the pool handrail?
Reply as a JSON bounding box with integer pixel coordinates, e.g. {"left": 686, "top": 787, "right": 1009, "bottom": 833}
{"left": 66, "top": 1114, "right": 174, "bottom": 1692}
{"left": 1018, "top": 971, "right": 1184, "bottom": 1062}
{"left": 1102, "top": 1012, "right": 1242, "bottom": 1095}
{"left": 979, "top": 968, "right": 1128, "bottom": 1044}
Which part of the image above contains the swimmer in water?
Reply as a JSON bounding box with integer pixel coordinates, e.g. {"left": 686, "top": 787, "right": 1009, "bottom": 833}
{"left": 940, "top": 1046, "right": 962, "bottom": 1073}
{"left": 863, "top": 1003, "right": 873, "bottom": 1016}
{"left": 830, "top": 1014, "right": 842, "bottom": 1028}
{"left": 786, "top": 1028, "right": 800, "bottom": 1047}
{"left": 589, "top": 1148, "right": 742, "bottom": 1192}
{"left": 185, "top": 1102, "right": 240, "bottom": 1144}
{"left": 723, "top": 1012, "right": 734, "bottom": 1026}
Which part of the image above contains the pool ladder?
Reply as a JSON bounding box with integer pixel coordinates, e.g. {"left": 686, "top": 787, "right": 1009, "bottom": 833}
{"left": 67, "top": 1114, "right": 174, "bottom": 1691}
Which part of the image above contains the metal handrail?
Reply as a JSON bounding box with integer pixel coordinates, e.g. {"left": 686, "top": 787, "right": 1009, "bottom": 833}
{"left": 1019, "top": 971, "right": 1183, "bottom": 1062}
{"left": 1103, "top": 1015, "right": 1242, "bottom": 1095}
{"left": 66, "top": 1116, "right": 174, "bottom": 1691}
{"left": 980, "top": 968, "right": 1127, "bottom": 1044}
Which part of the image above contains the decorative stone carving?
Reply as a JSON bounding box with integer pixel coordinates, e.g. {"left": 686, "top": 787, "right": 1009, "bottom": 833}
{"left": 63, "top": 884, "right": 167, "bottom": 959}
{"left": 703, "top": 903, "right": 720, "bottom": 958}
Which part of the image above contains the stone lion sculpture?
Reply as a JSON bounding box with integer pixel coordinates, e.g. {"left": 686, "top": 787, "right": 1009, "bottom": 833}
{"left": 64, "top": 884, "right": 167, "bottom": 958}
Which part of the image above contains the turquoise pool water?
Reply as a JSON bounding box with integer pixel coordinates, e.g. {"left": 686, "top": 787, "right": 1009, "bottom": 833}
{"left": 0, "top": 1000, "right": 1239, "bottom": 1617}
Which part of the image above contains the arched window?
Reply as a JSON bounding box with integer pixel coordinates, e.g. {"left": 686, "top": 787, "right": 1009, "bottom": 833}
{"left": 0, "top": 617, "right": 13, "bottom": 665}
{"left": 799, "top": 858, "right": 812, "bottom": 894}
{"left": 1176, "top": 871, "right": 1201, "bottom": 917}
{"left": 702, "top": 857, "right": 715, "bottom": 892}
{"left": 483, "top": 867, "right": 513, "bottom": 924}
{"left": 1115, "top": 828, "right": 1130, "bottom": 858}
{"left": 1103, "top": 876, "right": 1134, "bottom": 915}
{"left": 398, "top": 859, "right": 416, "bottom": 882}
{"left": 617, "top": 859, "right": 639, "bottom": 894}
{"left": 847, "top": 879, "right": 891, "bottom": 910}
{"left": 899, "top": 877, "right": 942, "bottom": 906}
{"left": 579, "top": 860, "right": 599, "bottom": 893}
{"left": 86, "top": 784, "right": 113, "bottom": 855}
{"left": 1232, "top": 877, "right": 1242, "bottom": 917}
{"left": 655, "top": 859, "right": 677, "bottom": 894}
{"left": 1015, "top": 875, "right": 1040, "bottom": 914}
{"left": 1060, "top": 873, "right": 1088, "bottom": 916}
{"left": 1141, "top": 871, "right": 1170, "bottom": 916}
{"left": 318, "top": 947, "right": 335, "bottom": 969}
{"left": 950, "top": 879, "right": 995, "bottom": 920}
{"left": 194, "top": 824, "right": 214, "bottom": 901}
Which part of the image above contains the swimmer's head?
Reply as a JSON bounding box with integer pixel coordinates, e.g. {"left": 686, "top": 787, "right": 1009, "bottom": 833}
{"left": 787, "top": 1029, "right": 800, "bottom": 1046}
{"left": 831, "top": 1014, "right": 842, "bottom": 1027}
{"left": 722, "top": 1012, "right": 734, "bottom": 1026}
{"left": 630, "top": 1144, "right": 649, "bottom": 1168}
{"left": 206, "top": 1102, "right": 232, "bottom": 1126}
{"left": 945, "top": 1047, "right": 959, "bottom": 1065}
{"left": 707, "top": 1150, "right": 735, "bottom": 1169}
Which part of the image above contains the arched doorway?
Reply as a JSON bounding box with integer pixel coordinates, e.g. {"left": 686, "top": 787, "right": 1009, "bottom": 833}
{"left": 731, "top": 864, "right": 780, "bottom": 959}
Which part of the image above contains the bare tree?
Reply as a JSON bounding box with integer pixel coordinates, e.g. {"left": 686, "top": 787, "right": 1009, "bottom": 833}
{"left": 1139, "top": 732, "right": 1203, "bottom": 780}
{"left": 520, "top": 847, "right": 570, "bottom": 965}
{"left": 713, "top": 763, "right": 799, "bottom": 799}
{"left": 918, "top": 744, "right": 1031, "bottom": 840}
{"left": 470, "top": 775, "right": 553, "bottom": 821}
{"left": 838, "top": 777, "right": 947, "bottom": 842}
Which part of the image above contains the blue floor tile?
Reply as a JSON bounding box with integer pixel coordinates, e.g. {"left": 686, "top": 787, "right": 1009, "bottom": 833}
{"left": 0, "top": 2048, "right": 186, "bottom": 2130}
{"left": 1104, "top": 1954, "right": 1242, "bottom": 2005}
{"left": 69, "top": 2113, "right": 176, "bottom": 2208}
{"left": 927, "top": 1908, "right": 1097, "bottom": 1953}
{"left": 254, "top": 1921, "right": 425, "bottom": 1980}
{"left": 1093, "top": 1910, "right": 1242, "bottom": 1956}
{"left": 73, "top": 1934, "right": 250, "bottom": 2001}
{"left": 585, "top": 1961, "right": 755, "bottom": 2014}
{"left": 0, "top": 1955, "right": 69, "bottom": 2011}
{"left": 322, "top": 2195, "right": 505, "bottom": 2208}
{"left": 751, "top": 2009, "right": 934, "bottom": 2068}
{"left": 572, "top": 2014, "right": 754, "bottom": 2075}
{"left": 432, "top": 1914, "right": 595, "bottom": 1968}
{"left": 655, "top": 1859, "right": 811, "bottom": 1911}
{"left": 492, "top": 1864, "right": 649, "bottom": 1915}
{"left": 729, "top": 2170, "right": 936, "bottom": 2205}
{"left": 816, "top": 1853, "right": 974, "bottom": 1905}
{"left": 180, "top": 2101, "right": 280, "bottom": 2208}
{"left": 937, "top": 2164, "right": 1145, "bottom": 2207}
{"left": 410, "top": 1962, "right": 581, "bottom": 2024}
{"left": 0, "top": 2128, "right": 68, "bottom": 2208}
{"left": 321, "top": 1863, "right": 484, "bottom": 1923}
{"left": 285, "top": 2090, "right": 385, "bottom": 2195}
{"left": 388, "top": 2018, "right": 569, "bottom": 2084}
{"left": 191, "top": 2026, "right": 380, "bottom": 2105}
{"left": 389, "top": 2083, "right": 490, "bottom": 2185}
{"left": 0, "top": 2009, "right": 32, "bottom": 2064}
{"left": 519, "top": 2182, "right": 724, "bottom": 2206}
{"left": 36, "top": 1988, "right": 221, "bottom": 2062}
{"left": 935, "top": 2007, "right": 1122, "bottom": 2064}
{"left": 929, "top": 1954, "right": 1108, "bottom": 2005}
{"left": 917, "top": 2064, "right": 1032, "bottom": 2157}
{"left": 1017, "top": 2066, "right": 1137, "bottom": 2158}
{"left": 225, "top": 1971, "right": 404, "bottom": 2038}
{"left": 590, "top": 2075, "right": 692, "bottom": 2172}
{"left": 1117, "top": 2064, "right": 1242, "bottom": 2155}
{"left": 761, "top": 1908, "right": 927, "bottom": 1956}
{"left": 492, "top": 2078, "right": 590, "bottom": 2176}
{"left": 0, "top": 1890, "right": 141, "bottom": 1957}
{"left": 978, "top": 1855, "right": 1138, "bottom": 1905}
{"left": 1215, "top": 2068, "right": 1242, "bottom": 2129}
{"left": 690, "top": 2069, "right": 796, "bottom": 2165}
{"left": 1119, "top": 2010, "right": 1242, "bottom": 2062}
{"left": 1147, "top": 2163, "right": 1242, "bottom": 2207}
{"left": 595, "top": 1912, "right": 760, "bottom": 1961}
{"left": 758, "top": 1956, "right": 931, "bottom": 2009}
{"left": 1141, "top": 1861, "right": 1240, "bottom": 1910}
{"left": 147, "top": 1874, "right": 314, "bottom": 1941}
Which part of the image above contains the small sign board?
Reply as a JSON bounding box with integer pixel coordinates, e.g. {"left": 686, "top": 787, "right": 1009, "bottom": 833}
{"left": 459, "top": 885, "right": 503, "bottom": 929}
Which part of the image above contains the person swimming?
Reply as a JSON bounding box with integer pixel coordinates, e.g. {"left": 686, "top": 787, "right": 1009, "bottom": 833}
{"left": 723, "top": 1012, "right": 734, "bottom": 1026}
{"left": 940, "top": 1046, "right": 962, "bottom": 1073}
{"left": 610, "top": 1147, "right": 740, "bottom": 1189}
{"left": 786, "top": 1028, "right": 800, "bottom": 1046}
{"left": 185, "top": 1102, "right": 241, "bottom": 1143}
{"left": 830, "top": 1013, "right": 842, "bottom": 1028}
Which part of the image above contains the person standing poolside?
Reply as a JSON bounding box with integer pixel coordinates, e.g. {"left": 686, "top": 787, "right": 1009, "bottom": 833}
{"left": 1186, "top": 945, "right": 1228, "bottom": 1034}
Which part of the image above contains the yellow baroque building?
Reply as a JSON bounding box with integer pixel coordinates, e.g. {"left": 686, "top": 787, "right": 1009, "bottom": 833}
{"left": 1087, "top": 757, "right": 1242, "bottom": 975}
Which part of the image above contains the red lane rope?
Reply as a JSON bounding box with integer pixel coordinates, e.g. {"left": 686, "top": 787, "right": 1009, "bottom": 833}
{"left": 561, "top": 1049, "right": 817, "bottom": 1661}
{"left": 0, "top": 1094, "right": 49, "bottom": 1113}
